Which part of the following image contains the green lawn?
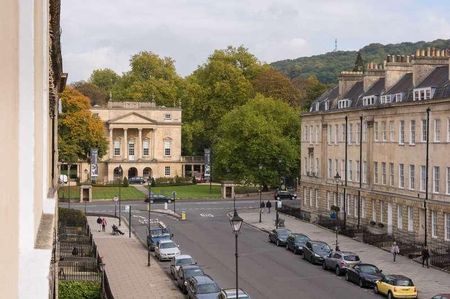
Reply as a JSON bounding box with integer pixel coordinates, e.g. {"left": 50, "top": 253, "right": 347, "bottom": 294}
{"left": 149, "top": 184, "right": 221, "bottom": 200}
{"left": 59, "top": 186, "right": 146, "bottom": 201}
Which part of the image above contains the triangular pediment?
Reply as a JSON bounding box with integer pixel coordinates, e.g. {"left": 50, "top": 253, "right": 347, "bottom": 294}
{"left": 108, "top": 112, "right": 157, "bottom": 125}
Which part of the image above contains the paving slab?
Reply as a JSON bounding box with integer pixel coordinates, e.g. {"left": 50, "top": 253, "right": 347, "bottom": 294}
{"left": 240, "top": 211, "right": 450, "bottom": 299}
{"left": 87, "top": 216, "right": 182, "bottom": 299}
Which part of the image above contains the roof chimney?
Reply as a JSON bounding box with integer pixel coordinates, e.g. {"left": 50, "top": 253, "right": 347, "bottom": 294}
{"left": 338, "top": 71, "right": 363, "bottom": 98}
{"left": 412, "top": 48, "right": 449, "bottom": 87}
{"left": 363, "top": 62, "right": 385, "bottom": 92}
{"left": 384, "top": 55, "right": 413, "bottom": 91}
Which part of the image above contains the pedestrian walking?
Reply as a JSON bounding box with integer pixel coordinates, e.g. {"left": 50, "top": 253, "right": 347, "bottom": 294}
{"left": 421, "top": 245, "right": 430, "bottom": 268}
{"left": 390, "top": 241, "right": 400, "bottom": 262}
{"left": 266, "top": 200, "right": 272, "bottom": 213}
{"left": 260, "top": 201, "right": 265, "bottom": 213}
{"left": 101, "top": 218, "right": 107, "bottom": 232}
{"left": 96, "top": 217, "right": 102, "bottom": 232}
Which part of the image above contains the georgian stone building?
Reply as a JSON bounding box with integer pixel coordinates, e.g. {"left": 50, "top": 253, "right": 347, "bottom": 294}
{"left": 300, "top": 48, "right": 450, "bottom": 244}
{"left": 0, "top": 0, "right": 66, "bottom": 297}
{"left": 78, "top": 101, "right": 202, "bottom": 182}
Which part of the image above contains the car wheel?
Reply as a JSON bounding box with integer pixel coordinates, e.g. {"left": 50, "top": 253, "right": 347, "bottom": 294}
{"left": 345, "top": 273, "right": 350, "bottom": 281}
{"left": 293, "top": 248, "right": 297, "bottom": 254}
{"left": 268, "top": 236, "right": 272, "bottom": 243}
{"left": 322, "top": 261, "right": 327, "bottom": 270}
{"left": 374, "top": 285, "right": 379, "bottom": 294}
{"left": 335, "top": 266, "right": 341, "bottom": 276}
{"left": 358, "top": 278, "right": 364, "bottom": 288}
{"left": 387, "top": 291, "right": 394, "bottom": 299}
{"left": 276, "top": 240, "right": 280, "bottom": 246}
{"left": 285, "top": 244, "right": 289, "bottom": 250}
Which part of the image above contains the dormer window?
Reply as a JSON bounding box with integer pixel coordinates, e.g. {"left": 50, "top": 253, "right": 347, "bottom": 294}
{"left": 324, "top": 100, "right": 329, "bottom": 111}
{"left": 413, "top": 87, "right": 434, "bottom": 101}
{"left": 337, "top": 99, "right": 351, "bottom": 109}
{"left": 362, "top": 95, "right": 377, "bottom": 106}
{"left": 315, "top": 102, "right": 319, "bottom": 111}
{"left": 394, "top": 93, "right": 403, "bottom": 102}
{"left": 380, "top": 95, "right": 391, "bottom": 104}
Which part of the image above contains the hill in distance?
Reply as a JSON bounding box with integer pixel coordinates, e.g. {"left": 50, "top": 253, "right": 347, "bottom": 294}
{"left": 271, "top": 38, "right": 450, "bottom": 84}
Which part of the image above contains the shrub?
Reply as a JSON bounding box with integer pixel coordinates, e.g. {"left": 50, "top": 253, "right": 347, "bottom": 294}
{"left": 235, "top": 186, "right": 260, "bottom": 194}
{"left": 192, "top": 176, "right": 197, "bottom": 185}
{"left": 151, "top": 177, "right": 156, "bottom": 187}
{"left": 59, "top": 208, "right": 86, "bottom": 227}
{"left": 58, "top": 281, "right": 101, "bottom": 299}
{"left": 122, "top": 176, "right": 129, "bottom": 187}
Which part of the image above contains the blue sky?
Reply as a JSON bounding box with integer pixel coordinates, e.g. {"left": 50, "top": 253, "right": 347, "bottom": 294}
{"left": 62, "top": 0, "right": 450, "bottom": 82}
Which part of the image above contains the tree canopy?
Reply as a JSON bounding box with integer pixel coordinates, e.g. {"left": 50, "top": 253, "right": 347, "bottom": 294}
{"left": 58, "top": 87, "right": 108, "bottom": 162}
{"left": 213, "top": 94, "right": 300, "bottom": 186}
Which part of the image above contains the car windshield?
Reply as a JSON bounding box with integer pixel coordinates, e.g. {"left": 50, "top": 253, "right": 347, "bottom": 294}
{"left": 185, "top": 268, "right": 203, "bottom": 278}
{"left": 312, "top": 243, "right": 331, "bottom": 254}
{"left": 395, "top": 279, "right": 414, "bottom": 286}
{"left": 279, "top": 191, "right": 289, "bottom": 195}
{"left": 197, "top": 283, "right": 220, "bottom": 294}
{"left": 151, "top": 228, "right": 163, "bottom": 236}
{"left": 160, "top": 242, "right": 176, "bottom": 249}
{"left": 295, "top": 235, "right": 309, "bottom": 242}
{"left": 344, "top": 255, "right": 360, "bottom": 261}
{"left": 277, "top": 230, "right": 290, "bottom": 237}
{"left": 176, "top": 258, "right": 193, "bottom": 266}
{"left": 359, "top": 265, "right": 379, "bottom": 274}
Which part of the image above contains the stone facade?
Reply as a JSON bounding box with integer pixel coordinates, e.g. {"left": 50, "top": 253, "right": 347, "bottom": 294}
{"left": 79, "top": 101, "right": 195, "bottom": 182}
{"left": 301, "top": 48, "right": 450, "bottom": 245}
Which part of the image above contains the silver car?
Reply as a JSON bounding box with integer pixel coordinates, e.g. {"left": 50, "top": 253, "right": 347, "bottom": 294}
{"left": 322, "top": 251, "right": 361, "bottom": 275}
{"left": 170, "top": 254, "right": 195, "bottom": 279}
{"left": 155, "top": 240, "right": 180, "bottom": 261}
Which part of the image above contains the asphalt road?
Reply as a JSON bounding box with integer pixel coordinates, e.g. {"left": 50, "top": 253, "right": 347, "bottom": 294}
{"left": 66, "top": 200, "right": 379, "bottom": 298}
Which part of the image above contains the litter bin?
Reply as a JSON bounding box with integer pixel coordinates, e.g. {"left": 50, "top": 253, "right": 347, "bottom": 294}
{"left": 181, "top": 211, "right": 186, "bottom": 221}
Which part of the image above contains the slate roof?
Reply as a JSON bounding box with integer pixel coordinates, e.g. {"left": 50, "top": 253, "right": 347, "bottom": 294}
{"left": 309, "top": 64, "right": 449, "bottom": 113}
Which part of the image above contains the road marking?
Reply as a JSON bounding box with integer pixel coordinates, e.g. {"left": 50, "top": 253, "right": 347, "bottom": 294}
{"left": 200, "top": 213, "right": 214, "bottom": 218}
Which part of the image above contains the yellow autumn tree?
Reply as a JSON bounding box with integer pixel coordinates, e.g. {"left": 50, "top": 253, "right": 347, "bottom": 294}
{"left": 58, "top": 86, "right": 108, "bottom": 163}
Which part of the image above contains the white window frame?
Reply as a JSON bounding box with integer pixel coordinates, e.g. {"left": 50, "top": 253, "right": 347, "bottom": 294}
{"left": 380, "top": 94, "right": 391, "bottom": 104}
{"left": 448, "top": 118, "right": 450, "bottom": 142}
{"left": 372, "top": 200, "right": 376, "bottom": 222}
{"left": 397, "top": 205, "right": 403, "bottom": 230}
{"left": 143, "top": 139, "right": 150, "bottom": 156}
{"left": 309, "top": 189, "right": 313, "bottom": 207}
{"left": 348, "top": 160, "right": 353, "bottom": 181}
{"left": 315, "top": 189, "right": 319, "bottom": 208}
{"left": 409, "top": 165, "right": 415, "bottom": 190}
{"left": 315, "top": 158, "right": 319, "bottom": 176}
{"left": 324, "top": 101, "right": 329, "bottom": 111}
{"left": 434, "top": 119, "right": 441, "bottom": 142}
{"left": 394, "top": 93, "right": 403, "bottom": 102}
{"left": 374, "top": 122, "right": 379, "bottom": 141}
{"left": 410, "top": 120, "right": 416, "bottom": 145}
{"left": 362, "top": 95, "right": 376, "bottom": 106}
{"left": 389, "top": 121, "right": 395, "bottom": 142}
{"left": 356, "top": 160, "right": 360, "bottom": 183}
{"left": 346, "top": 194, "right": 350, "bottom": 215}
{"left": 349, "top": 124, "right": 353, "bottom": 144}
{"left": 382, "top": 162, "right": 386, "bottom": 185}
{"left": 413, "top": 87, "right": 434, "bottom": 101}
{"left": 363, "top": 161, "right": 367, "bottom": 184}
{"left": 164, "top": 139, "right": 172, "bottom": 156}
{"left": 374, "top": 162, "right": 379, "bottom": 184}
{"left": 399, "top": 164, "right": 405, "bottom": 188}
{"left": 447, "top": 167, "right": 450, "bottom": 195}
{"left": 335, "top": 159, "right": 339, "bottom": 176}
{"left": 361, "top": 198, "right": 366, "bottom": 218}
{"left": 164, "top": 166, "right": 171, "bottom": 176}
{"left": 335, "top": 124, "right": 339, "bottom": 144}
{"left": 445, "top": 213, "right": 450, "bottom": 241}
{"left": 316, "top": 125, "right": 320, "bottom": 144}
{"left": 420, "top": 165, "right": 426, "bottom": 192}
{"left": 380, "top": 201, "right": 384, "bottom": 223}
{"left": 338, "top": 99, "right": 351, "bottom": 109}
{"left": 382, "top": 121, "right": 387, "bottom": 141}
{"left": 433, "top": 166, "right": 440, "bottom": 193}
{"left": 327, "top": 191, "right": 331, "bottom": 210}
{"left": 328, "top": 159, "right": 332, "bottom": 178}
{"left": 113, "top": 140, "right": 121, "bottom": 156}
{"left": 421, "top": 119, "right": 427, "bottom": 142}
{"left": 399, "top": 120, "right": 405, "bottom": 145}
{"left": 327, "top": 125, "right": 332, "bottom": 144}
{"left": 431, "top": 211, "right": 437, "bottom": 238}
{"left": 408, "top": 207, "right": 414, "bottom": 232}
{"left": 389, "top": 163, "right": 394, "bottom": 186}
{"left": 303, "top": 188, "right": 308, "bottom": 206}
{"left": 341, "top": 124, "right": 345, "bottom": 143}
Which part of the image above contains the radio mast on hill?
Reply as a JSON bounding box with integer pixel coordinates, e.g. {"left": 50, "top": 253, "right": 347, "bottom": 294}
{"left": 334, "top": 38, "right": 338, "bottom": 52}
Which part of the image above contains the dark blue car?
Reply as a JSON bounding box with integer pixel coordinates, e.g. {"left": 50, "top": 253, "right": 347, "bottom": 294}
{"left": 345, "top": 263, "right": 383, "bottom": 288}
{"left": 147, "top": 226, "right": 172, "bottom": 250}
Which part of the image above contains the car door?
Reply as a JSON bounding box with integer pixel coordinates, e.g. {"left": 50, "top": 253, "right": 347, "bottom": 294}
{"left": 378, "top": 277, "right": 389, "bottom": 294}
{"left": 304, "top": 242, "right": 312, "bottom": 259}
{"left": 349, "top": 265, "right": 359, "bottom": 282}
{"left": 329, "top": 253, "right": 340, "bottom": 269}
{"left": 287, "top": 236, "right": 293, "bottom": 250}
{"left": 270, "top": 230, "right": 276, "bottom": 242}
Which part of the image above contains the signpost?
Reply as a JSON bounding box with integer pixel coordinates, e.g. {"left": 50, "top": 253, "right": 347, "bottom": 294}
{"left": 204, "top": 149, "right": 211, "bottom": 193}
{"left": 90, "top": 148, "right": 98, "bottom": 184}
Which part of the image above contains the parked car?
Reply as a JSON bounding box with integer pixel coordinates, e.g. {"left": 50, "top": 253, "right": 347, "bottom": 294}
{"left": 128, "top": 176, "right": 145, "bottom": 184}
{"left": 431, "top": 295, "right": 450, "bottom": 299}
{"left": 170, "top": 254, "right": 195, "bottom": 279}
{"left": 194, "top": 173, "right": 205, "bottom": 183}
{"left": 146, "top": 226, "right": 172, "bottom": 251}
{"left": 218, "top": 288, "right": 251, "bottom": 299}
{"left": 374, "top": 274, "right": 417, "bottom": 299}
{"left": 177, "top": 265, "right": 205, "bottom": 294}
{"left": 285, "top": 233, "right": 310, "bottom": 254}
{"left": 268, "top": 228, "right": 292, "bottom": 246}
{"left": 144, "top": 194, "right": 171, "bottom": 203}
{"left": 322, "top": 251, "right": 361, "bottom": 275}
{"left": 274, "top": 189, "right": 297, "bottom": 200}
{"left": 155, "top": 239, "right": 180, "bottom": 261}
{"left": 303, "top": 240, "right": 332, "bottom": 265}
{"left": 58, "top": 174, "right": 68, "bottom": 184}
{"left": 345, "top": 263, "right": 383, "bottom": 288}
{"left": 186, "top": 275, "right": 221, "bottom": 299}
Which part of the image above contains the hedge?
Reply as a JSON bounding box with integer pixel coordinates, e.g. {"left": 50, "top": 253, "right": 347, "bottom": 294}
{"left": 58, "top": 281, "right": 100, "bottom": 299}
{"left": 58, "top": 208, "right": 85, "bottom": 227}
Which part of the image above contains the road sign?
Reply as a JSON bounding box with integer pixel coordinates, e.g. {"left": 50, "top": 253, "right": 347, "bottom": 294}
{"left": 330, "top": 211, "right": 337, "bottom": 220}
{"left": 113, "top": 196, "right": 118, "bottom": 202}
{"left": 277, "top": 200, "right": 282, "bottom": 208}
{"left": 124, "top": 205, "right": 130, "bottom": 212}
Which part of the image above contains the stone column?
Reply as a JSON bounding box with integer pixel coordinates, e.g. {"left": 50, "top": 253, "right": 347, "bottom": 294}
{"left": 138, "top": 128, "right": 142, "bottom": 159}
{"left": 152, "top": 129, "right": 156, "bottom": 159}
{"left": 109, "top": 128, "right": 113, "bottom": 159}
{"left": 123, "top": 128, "right": 128, "bottom": 160}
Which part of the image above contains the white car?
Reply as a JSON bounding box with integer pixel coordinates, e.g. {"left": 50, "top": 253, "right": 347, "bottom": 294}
{"left": 155, "top": 240, "right": 180, "bottom": 261}
{"left": 170, "top": 255, "right": 195, "bottom": 279}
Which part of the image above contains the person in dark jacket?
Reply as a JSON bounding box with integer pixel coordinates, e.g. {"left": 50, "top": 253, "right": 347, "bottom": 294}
{"left": 260, "top": 201, "right": 265, "bottom": 213}
{"left": 421, "top": 246, "right": 430, "bottom": 268}
{"left": 266, "top": 200, "right": 272, "bottom": 213}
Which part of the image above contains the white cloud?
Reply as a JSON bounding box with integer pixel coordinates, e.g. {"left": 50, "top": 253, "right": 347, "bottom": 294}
{"left": 61, "top": 0, "right": 450, "bottom": 82}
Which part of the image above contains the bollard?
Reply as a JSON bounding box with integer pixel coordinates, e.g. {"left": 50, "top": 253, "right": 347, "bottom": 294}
{"left": 181, "top": 211, "right": 186, "bottom": 221}
{"left": 164, "top": 202, "right": 168, "bottom": 210}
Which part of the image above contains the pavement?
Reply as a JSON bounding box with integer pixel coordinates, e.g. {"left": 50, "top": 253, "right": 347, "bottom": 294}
{"left": 86, "top": 216, "right": 182, "bottom": 299}
{"left": 240, "top": 210, "right": 450, "bottom": 299}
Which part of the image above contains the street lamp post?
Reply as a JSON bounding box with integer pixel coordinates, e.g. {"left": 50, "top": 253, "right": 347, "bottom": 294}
{"left": 147, "top": 178, "right": 152, "bottom": 267}
{"left": 259, "top": 164, "right": 263, "bottom": 223}
{"left": 229, "top": 208, "right": 243, "bottom": 299}
{"left": 117, "top": 165, "right": 123, "bottom": 226}
{"left": 334, "top": 172, "right": 342, "bottom": 251}
{"left": 276, "top": 196, "right": 280, "bottom": 229}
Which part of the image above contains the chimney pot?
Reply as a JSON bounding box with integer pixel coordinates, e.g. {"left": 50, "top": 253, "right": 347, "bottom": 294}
{"left": 406, "top": 55, "right": 410, "bottom": 63}
{"left": 416, "top": 49, "right": 420, "bottom": 57}
{"left": 421, "top": 49, "right": 426, "bottom": 56}
{"left": 427, "top": 47, "right": 431, "bottom": 56}
{"left": 431, "top": 48, "right": 436, "bottom": 57}
{"left": 436, "top": 50, "right": 441, "bottom": 57}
